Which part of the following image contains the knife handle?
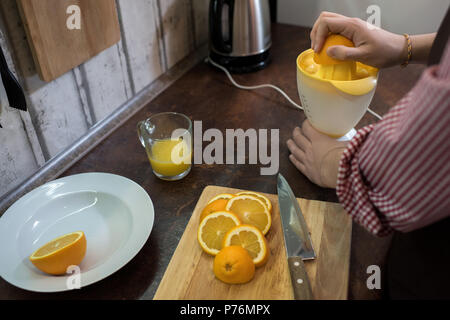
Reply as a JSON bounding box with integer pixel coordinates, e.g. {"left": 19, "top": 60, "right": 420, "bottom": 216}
{"left": 288, "top": 256, "right": 313, "bottom": 300}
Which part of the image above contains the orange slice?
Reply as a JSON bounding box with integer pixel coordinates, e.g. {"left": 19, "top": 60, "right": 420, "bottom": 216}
{"left": 223, "top": 225, "right": 270, "bottom": 267}
{"left": 225, "top": 195, "right": 271, "bottom": 235}
{"left": 197, "top": 211, "right": 241, "bottom": 255}
{"left": 207, "top": 193, "right": 235, "bottom": 204}
{"left": 29, "top": 231, "right": 87, "bottom": 275}
{"left": 236, "top": 191, "right": 272, "bottom": 213}
{"left": 200, "top": 198, "right": 229, "bottom": 222}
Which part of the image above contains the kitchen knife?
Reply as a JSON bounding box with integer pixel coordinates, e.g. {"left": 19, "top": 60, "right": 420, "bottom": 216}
{"left": 0, "top": 43, "right": 27, "bottom": 112}
{"left": 277, "top": 173, "right": 316, "bottom": 300}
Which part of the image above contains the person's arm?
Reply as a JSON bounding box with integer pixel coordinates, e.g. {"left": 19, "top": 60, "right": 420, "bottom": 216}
{"left": 336, "top": 42, "right": 450, "bottom": 235}
{"left": 310, "top": 11, "right": 436, "bottom": 68}
{"left": 287, "top": 125, "right": 347, "bottom": 188}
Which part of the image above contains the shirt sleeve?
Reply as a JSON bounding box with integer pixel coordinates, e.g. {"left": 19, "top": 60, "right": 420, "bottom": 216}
{"left": 336, "top": 41, "right": 450, "bottom": 236}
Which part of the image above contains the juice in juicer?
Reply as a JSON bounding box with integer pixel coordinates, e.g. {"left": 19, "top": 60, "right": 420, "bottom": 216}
{"left": 297, "top": 35, "right": 379, "bottom": 140}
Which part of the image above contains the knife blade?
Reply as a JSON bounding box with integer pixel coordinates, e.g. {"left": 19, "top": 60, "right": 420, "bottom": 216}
{"left": 277, "top": 173, "right": 315, "bottom": 300}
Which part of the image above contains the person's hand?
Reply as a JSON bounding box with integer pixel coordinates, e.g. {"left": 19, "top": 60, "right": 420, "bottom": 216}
{"left": 310, "top": 11, "right": 407, "bottom": 68}
{"left": 286, "top": 120, "right": 348, "bottom": 189}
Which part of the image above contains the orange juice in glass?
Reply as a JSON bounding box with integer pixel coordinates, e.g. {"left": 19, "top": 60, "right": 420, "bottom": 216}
{"left": 137, "top": 112, "right": 192, "bottom": 181}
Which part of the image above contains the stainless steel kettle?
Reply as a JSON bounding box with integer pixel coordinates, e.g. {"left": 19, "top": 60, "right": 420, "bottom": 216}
{"left": 209, "top": 0, "right": 271, "bottom": 73}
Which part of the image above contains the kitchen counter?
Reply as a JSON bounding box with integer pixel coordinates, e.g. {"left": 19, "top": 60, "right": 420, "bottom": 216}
{"left": 0, "top": 23, "right": 425, "bottom": 299}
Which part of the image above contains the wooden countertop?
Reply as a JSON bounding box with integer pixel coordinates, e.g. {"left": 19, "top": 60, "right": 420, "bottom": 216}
{"left": 0, "top": 23, "right": 425, "bottom": 299}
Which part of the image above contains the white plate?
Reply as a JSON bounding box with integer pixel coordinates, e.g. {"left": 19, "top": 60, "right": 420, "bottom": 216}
{"left": 0, "top": 172, "right": 154, "bottom": 292}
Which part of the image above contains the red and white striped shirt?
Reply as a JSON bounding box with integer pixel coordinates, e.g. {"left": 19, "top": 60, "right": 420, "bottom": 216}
{"left": 336, "top": 41, "right": 450, "bottom": 236}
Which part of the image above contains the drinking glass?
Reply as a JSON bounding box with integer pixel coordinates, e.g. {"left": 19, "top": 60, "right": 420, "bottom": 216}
{"left": 137, "top": 112, "right": 192, "bottom": 181}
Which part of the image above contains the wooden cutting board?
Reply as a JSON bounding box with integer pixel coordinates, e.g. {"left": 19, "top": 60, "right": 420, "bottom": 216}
{"left": 17, "top": 0, "right": 121, "bottom": 82}
{"left": 154, "top": 186, "right": 352, "bottom": 300}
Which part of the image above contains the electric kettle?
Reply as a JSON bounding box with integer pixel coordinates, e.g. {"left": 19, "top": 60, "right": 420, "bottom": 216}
{"left": 209, "top": 0, "right": 272, "bottom": 73}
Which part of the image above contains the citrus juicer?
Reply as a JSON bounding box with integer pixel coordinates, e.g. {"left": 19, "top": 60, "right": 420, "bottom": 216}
{"left": 296, "top": 48, "right": 379, "bottom": 140}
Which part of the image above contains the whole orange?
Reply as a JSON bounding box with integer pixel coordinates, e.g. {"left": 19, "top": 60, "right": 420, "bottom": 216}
{"left": 200, "top": 198, "right": 229, "bottom": 222}
{"left": 313, "top": 34, "right": 355, "bottom": 65}
{"left": 213, "top": 246, "right": 255, "bottom": 284}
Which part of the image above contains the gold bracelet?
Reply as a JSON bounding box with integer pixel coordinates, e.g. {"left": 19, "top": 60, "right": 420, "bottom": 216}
{"left": 401, "top": 33, "right": 412, "bottom": 68}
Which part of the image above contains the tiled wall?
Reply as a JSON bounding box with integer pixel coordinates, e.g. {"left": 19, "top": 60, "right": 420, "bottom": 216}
{"left": 0, "top": 0, "right": 209, "bottom": 197}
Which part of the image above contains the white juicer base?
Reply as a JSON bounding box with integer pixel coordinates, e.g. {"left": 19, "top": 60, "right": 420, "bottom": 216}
{"left": 337, "top": 128, "right": 357, "bottom": 141}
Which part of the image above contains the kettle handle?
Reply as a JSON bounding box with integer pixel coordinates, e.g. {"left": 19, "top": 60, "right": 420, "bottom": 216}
{"left": 209, "top": 0, "right": 232, "bottom": 54}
